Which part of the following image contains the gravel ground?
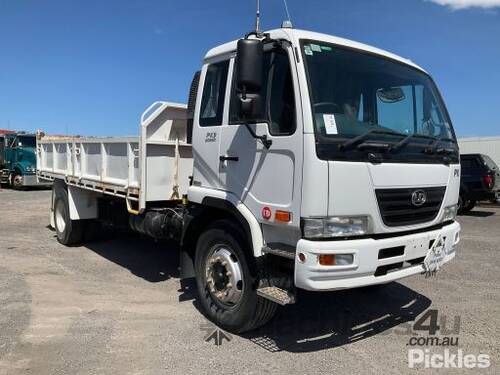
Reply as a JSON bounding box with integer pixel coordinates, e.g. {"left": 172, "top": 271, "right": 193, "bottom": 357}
{"left": 0, "top": 188, "right": 498, "bottom": 374}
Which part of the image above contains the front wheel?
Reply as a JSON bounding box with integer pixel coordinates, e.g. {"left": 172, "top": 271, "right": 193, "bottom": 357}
{"left": 457, "top": 195, "right": 465, "bottom": 215}
{"left": 462, "top": 200, "right": 476, "bottom": 214}
{"left": 10, "top": 173, "right": 23, "bottom": 190}
{"left": 194, "top": 220, "right": 277, "bottom": 333}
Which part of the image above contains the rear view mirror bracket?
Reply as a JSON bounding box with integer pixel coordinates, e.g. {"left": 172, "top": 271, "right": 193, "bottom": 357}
{"left": 243, "top": 123, "right": 272, "bottom": 149}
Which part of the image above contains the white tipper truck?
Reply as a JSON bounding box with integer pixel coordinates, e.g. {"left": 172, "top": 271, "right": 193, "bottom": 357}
{"left": 37, "top": 27, "right": 461, "bottom": 333}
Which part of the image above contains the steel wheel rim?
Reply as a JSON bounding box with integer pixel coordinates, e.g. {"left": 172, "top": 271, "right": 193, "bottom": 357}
{"left": 55, "top": 200, "right": 66, "bottom": 233}
{"left": 13, "top": 175, "right": 23, "bottom": 186}
{"left": 205, "top": 246, "right": 244, "bottom": 306}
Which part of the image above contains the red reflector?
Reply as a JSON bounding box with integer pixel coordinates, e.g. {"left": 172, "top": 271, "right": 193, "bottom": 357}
{"left": 262, "top": 207, "right": 272, "bottom": 220}
{"left": 319, "top": 254, "right": 336, "bottom": 266}
{"left": 484, "top": 175, "right": 494, "bottom": 189}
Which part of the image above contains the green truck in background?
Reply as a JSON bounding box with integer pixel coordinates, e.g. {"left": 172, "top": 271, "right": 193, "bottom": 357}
{"left": 0, "top": 132, "right": 50, "bottom": 188}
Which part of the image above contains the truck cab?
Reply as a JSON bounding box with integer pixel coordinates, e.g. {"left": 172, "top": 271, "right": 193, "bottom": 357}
{"left": 188, "top": 28, "right": 461, "bottom": 292}
{"left": 0, "top": 133, "right": 42, "bottom": 188}
{"left": 38, "top": 27, "right": 461, "bottom": 333}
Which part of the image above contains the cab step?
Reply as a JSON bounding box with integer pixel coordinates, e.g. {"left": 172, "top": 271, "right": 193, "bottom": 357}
{"left": 262, "top": 245, "right": 296, "bottom": 260}
{"left": 257, "top": 286, "right": 296, "bottom": 305}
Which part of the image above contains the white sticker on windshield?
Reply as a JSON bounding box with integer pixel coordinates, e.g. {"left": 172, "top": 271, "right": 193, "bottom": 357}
{"left": 323, "top": 114, "right": 338, "bottom": 135}
{"left": 310, "top": 44, "right": 322, "bottom": 52}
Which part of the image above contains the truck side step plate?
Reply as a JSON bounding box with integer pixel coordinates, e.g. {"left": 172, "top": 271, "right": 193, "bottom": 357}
{"left": 262, "top": 246, "right": 295, "bottom": 260}
{"left": 257, "top": 286, "right": 296, "bottom": 306}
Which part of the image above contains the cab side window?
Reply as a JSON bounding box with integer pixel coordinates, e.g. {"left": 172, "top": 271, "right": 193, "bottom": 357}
{"left": 267, "top": 51, "right": 296, "bottom": 135}
{"left": 199, "top": 61, "right": 229, "bottom": 127}
{"left": 230, "top": 48, "right": 296, "bottom": 136}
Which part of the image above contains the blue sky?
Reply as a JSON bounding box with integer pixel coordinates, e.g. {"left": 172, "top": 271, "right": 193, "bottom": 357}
{"left": 0, "top": 0, "right": 499, "bottom": 137}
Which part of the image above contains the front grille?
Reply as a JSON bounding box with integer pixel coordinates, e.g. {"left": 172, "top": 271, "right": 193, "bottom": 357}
{"left": 375, "top": 187, "right": 446, "bottom": 227}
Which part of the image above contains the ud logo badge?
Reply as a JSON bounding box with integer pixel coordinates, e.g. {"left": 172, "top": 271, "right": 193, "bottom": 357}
{"left": 411, "top": 190, "right": 427, "bottom": 207}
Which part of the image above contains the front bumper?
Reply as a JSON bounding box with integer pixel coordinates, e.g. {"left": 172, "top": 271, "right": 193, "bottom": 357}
{"left": 22, "top": 174, "right": 52, "bottom": 187}
{"left": 295, "top": 221, "right": 460, "bottom": 291}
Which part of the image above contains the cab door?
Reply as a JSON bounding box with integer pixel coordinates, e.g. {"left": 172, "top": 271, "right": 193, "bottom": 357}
{"left": 191, "top": 59, "right": 230, "bottom": 190}
{"left": 219, "top": 46, "right": 303, "bottom": 242}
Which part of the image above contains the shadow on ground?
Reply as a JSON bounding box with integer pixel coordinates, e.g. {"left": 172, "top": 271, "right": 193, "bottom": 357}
{"left": 461, "top": 210, "right": 496, "bottom": 218}
{"left": 81, "top": 228, "right": 431, "bottom": 353}
{"left": 241, "top": 283, "right": 431, "bottom": 353}
{"left": 0, "top": 185, "right": 52, "bottom": 192}
{"left": 83, "top": 231, "right": 180, "bottom": 283}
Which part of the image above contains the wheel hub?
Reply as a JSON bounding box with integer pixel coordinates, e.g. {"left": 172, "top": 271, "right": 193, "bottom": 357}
{"left": 13, "top": 175, "right": 23, "bottom": 186}
{"left": 205, "top": 247, "right": 243, "bottom": 305}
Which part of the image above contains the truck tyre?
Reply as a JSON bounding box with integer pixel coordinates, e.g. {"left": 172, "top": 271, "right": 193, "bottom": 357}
{"left": 53, "top": 185, "right": 85, "bottom": 245}
{"left": 457, "top": 195, "right": 465, "bottom": 215}
{"left": 194, "top": 219, "right": 277, "bottom": 333}
{"left": 462, "top": 200, "right": 476, "bottom": 214}
{"left": 11, "top": 173, "right": 23, "bottom": 190}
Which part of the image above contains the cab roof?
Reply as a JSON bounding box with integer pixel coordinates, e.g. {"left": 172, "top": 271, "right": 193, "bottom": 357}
{"left": 205, "top": 28, "right": 426, "bottom": 73}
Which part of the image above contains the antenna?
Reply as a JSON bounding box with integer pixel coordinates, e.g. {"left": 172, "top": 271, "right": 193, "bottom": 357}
{"left": 255, "top": 0, "right": 261, "bottom": 33}
{"left": 282, "top": 0, "right": 293, "bottom": 28}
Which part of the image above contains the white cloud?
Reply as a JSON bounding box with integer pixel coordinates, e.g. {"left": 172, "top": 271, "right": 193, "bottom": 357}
{"left": 428, "top": 0, "right": 500, "bottom": 9}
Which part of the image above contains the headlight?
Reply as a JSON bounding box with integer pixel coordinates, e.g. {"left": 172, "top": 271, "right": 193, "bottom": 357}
{"left": 25, "top": 166, "right": 35, "bottom": 173}
{"left": 442, "top": 205, "right": 458, "bottom": 222}
{"left": 302, "top": 216, "right": 371, "bottom": 239}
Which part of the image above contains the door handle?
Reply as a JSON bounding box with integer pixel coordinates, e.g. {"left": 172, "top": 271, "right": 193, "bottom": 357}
{"left": 219, "top": 155, "right": 239, "bottom": 162}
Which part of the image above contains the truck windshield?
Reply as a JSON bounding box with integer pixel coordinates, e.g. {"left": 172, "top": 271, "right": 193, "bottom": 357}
{"left": 301, "top": 40, "right": 458, "bottom": 163}
{"left": 17, "top": 136, "right": 36, "bottom": 148}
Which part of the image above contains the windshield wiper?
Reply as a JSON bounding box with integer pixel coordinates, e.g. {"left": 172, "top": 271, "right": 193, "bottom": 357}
{"left": 339, "top": 129, "right": 405, "bottom": 151}
{"left": 423, "top": 136, "right": 456, "bottom": 155}
{"left": 390, "top": 133, "right": 438, "bottom": 152}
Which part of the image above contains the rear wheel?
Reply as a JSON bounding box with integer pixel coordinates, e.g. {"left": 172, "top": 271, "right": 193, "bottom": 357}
{"left": 53, "top": 184, "right": 85, "bottom": 245}
{"left": 194, "top": 220, "right": 277, "bottom": 333}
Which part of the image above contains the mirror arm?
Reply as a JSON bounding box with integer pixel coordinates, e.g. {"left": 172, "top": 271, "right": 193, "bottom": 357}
{"left": 243, "top": 123, "right": 272, "bottom": 149}
{"left": 245, "top": 31, "right": 271, "bottom": 40}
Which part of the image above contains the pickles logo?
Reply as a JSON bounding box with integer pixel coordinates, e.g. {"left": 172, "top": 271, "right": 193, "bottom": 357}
{"left": 200, "top": 320, "right": 232, "bottom": 346}
{"left": 408, "top": 349, "right": 490, "bottom": 369}
{"left": 406, "top": 309, "right": 490, "bottom": 369}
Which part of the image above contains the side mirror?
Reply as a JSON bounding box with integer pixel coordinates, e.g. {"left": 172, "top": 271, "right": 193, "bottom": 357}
{"left": 186, "top": 70, "right": 201, "bottom": 144}
{"left": 236, "top": 38, "right": 263, "bottom": 120}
